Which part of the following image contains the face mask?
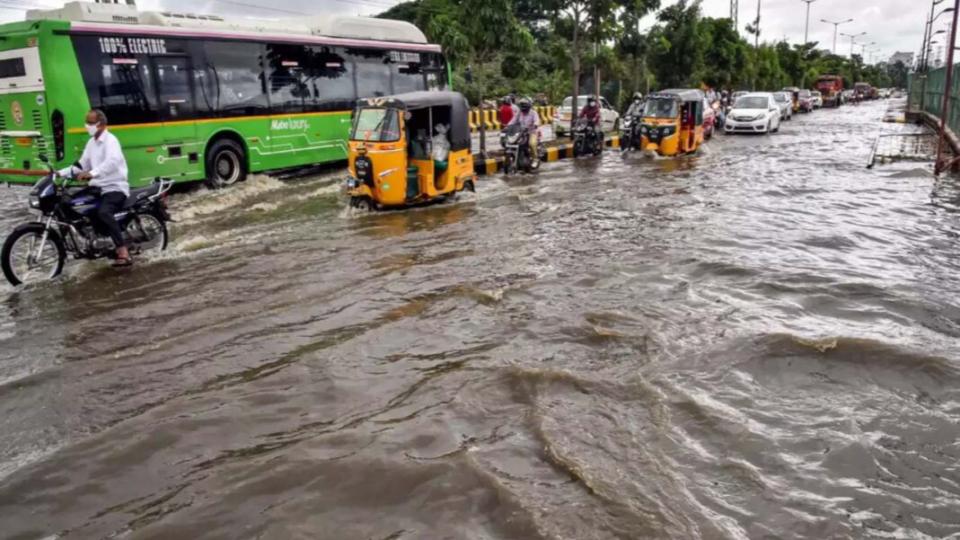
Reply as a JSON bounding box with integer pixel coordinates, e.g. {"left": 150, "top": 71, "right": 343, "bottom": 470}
{"left": 85, "top": 123, "right": 98, "bottom": 136}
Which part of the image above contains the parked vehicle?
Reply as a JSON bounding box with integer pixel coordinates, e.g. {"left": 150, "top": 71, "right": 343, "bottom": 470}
{"left": 345, "top": 91, "right": 477, "bottom": 211}
{"left": 553, "top": 95, "right": 620, "bottom": 136}
{"left": 2, "top": 156, "right": 172, "bottom": 286}
{"left": 639, "top": 89, "right": 707, "bottom": 156}
{"left": 724, "top": 93, "right": 781, "bottom": 134}
{"left": 816, "top": 75, "right": 844, "bottom": 107}
{"left": 572, "top": 118, "right": 604, "bottom": 157}
{"left": 798, "top": 89, "right": 815, "bottom": 113}
{"left": 811, "top": 90, "right": 824, "bottom": 109}
{"left": 501, "top": 124, "right": 543, "bottom": 174}
{"left": 773, "top": 92, "right": 793, "bottom": 120}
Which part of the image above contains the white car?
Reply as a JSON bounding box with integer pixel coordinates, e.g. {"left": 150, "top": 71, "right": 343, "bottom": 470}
{"left": 553, "top": 95, "right": 620, "bottom": 136}
{"left": 811, "top": 90, "right": 823, "bottom": 109}
{"left": 724, "top": 93, "right": 781, "bottom": 134}
{"left": 772, "top": 92, "right": 792, "bottom": 120}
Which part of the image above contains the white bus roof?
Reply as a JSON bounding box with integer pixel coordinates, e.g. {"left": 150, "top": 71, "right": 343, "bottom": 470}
{"left": 26, "top": 1, "right": 433, "bottom": 47}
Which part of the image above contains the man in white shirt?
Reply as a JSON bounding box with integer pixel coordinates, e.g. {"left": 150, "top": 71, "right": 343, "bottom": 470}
{"left": 59, "top": 109, "right": 132, "bottom": 266}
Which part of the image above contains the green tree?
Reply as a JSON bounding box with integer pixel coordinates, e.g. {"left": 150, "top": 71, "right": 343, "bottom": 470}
{"left": 648, "top": 0, "right": 708, "bottom": 88}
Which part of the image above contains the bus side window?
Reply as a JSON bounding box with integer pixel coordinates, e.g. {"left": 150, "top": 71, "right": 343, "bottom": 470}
{"left": 305, "top": 46, "right": 355, "bottom": 112}
{"left": 71, "top": 35, "right": 159, "bottom": 125}
{"left": 201, "top": 41, "right": 268, "bottom": 117}
{"left": 266, "top": 43, "right": 308, "bottom": 114}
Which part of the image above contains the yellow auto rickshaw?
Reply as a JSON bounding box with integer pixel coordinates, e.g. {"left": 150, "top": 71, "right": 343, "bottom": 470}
{"left": 346, "top": 91, "right": 477, "bottom": 210}
{"left": 783, "top": 87, "right": 801, "bottom": 112}
{"left": 639, "top": 89, "right": 706, "bottom": 156}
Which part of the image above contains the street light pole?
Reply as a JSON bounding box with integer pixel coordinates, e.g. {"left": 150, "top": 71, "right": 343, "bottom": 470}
{"left": 822, "top": 17, "right": 854, "bottom": 54}
{"left": 801, "top": 0, "right": 816, "bottom": 43}
{"left": 841, "top": 31, "right": 866, "bottom": 58}
{"left": 935, "top": 0, "right": 959, "bottom": 175}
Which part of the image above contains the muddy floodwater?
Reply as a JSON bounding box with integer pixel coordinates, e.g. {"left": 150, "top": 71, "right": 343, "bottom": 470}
{"left": 2, "top": 101, "right": 960, "bottom": 539}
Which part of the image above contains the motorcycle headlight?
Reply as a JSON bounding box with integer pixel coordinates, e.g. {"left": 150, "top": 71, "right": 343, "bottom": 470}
{"left": 346, "top": 177, "right": 359, "bottom": 189}
{"left": 28, "top": 199, "right": 39, "bottom": 209}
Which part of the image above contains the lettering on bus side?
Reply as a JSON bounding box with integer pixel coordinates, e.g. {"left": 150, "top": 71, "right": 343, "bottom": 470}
{"left": 271, "top": 119, "right": 309, "bottom": 131}
{"left": 98, "top": 37, "right": 168, "bottom": 55}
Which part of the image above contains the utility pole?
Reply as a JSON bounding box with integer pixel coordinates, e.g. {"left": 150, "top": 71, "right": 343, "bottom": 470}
{"left": 801, "top": 0, "right": 816, "bottom": 43}
{"left": 822, "top": 17, "right": 853, "bottom": 54}
{"left": 935, "top": 0, "right": 959, "bottom": 175}
{"left": 754, "top": 0, "right": 761, "bottom": 48}
{"left": 731, "top": 0, "right": 738, "bottom": 33}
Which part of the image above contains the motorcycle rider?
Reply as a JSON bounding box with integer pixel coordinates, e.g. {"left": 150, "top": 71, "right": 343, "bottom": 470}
{"left": 59, "top": 109, "right": 132, "bottom": 267}
{"left": 507, "top": 98, "right": 541, "bottom": 167}
{"left": 578, "top": 96, "right": 603, "bottom": 147}
{"left": 498, "top": 95, "right": 517, "bottom": 127}
{"left": 624, "top": 92, "right": 645, "bottom": 119}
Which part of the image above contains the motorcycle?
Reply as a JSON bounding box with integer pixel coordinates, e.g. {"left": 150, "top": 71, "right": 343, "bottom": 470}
{"left": 1, "top": 155, "right": 173, "bottom": 286}
{"left": 572, "top": 118, "right": 603, "bottom": 157}
{"left": 500, "top": 124, "right": 543, "bottom": 174}
{"left": 619, "top": 115, "right": 643, "bottom": 152}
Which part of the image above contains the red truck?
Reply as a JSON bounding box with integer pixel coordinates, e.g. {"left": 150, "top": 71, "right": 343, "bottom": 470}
{"left": 816, "top": 75, "right": 844, "bottom": 108}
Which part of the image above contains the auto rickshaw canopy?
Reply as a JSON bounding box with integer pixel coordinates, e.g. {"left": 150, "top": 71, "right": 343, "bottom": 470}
{"left": 356, "top": 91, "right": 472, "bottom": 152}
{"left": 649, "top": 89, "right": 704, "bottom": 124}
{"left": 657, "top": 89, "right": 705, "bottom": 103}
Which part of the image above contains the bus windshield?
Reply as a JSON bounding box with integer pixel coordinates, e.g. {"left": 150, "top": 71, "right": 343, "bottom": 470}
{"left": 351, "top": 108, "right": 401, "bottom": 142}
{"left": 643, "top": 98, "right": 678, "bottom": 118}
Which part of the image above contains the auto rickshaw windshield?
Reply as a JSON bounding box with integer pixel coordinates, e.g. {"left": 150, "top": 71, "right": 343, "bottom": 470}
{"left": 351, "top": 108, "right": 401, "bottom": 142}
{"left": 643, "top": 98, "right": 678, "bottom": 118}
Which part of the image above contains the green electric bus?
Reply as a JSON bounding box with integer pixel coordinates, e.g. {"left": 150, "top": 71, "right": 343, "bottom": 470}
{"left": 0, "top": 2, "right": 448, "bottom": 188}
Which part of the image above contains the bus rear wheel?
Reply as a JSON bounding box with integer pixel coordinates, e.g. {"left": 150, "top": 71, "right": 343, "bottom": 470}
{"left": 205, "top": 139, "right": 247, "bottom": 189}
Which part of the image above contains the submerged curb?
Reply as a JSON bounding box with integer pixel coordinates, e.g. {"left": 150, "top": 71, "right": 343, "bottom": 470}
{"left": 473, "top": 135, "right": 622, "bottom": 176}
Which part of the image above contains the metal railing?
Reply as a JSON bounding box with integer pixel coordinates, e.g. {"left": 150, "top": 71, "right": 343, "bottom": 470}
{"left": 910, "top": 65, "right": 960, "bottom": 135}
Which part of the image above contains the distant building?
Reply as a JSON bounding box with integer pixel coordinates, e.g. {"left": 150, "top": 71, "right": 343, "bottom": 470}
{"left": 889, "top": 51, "right": 914, "bottom": 66}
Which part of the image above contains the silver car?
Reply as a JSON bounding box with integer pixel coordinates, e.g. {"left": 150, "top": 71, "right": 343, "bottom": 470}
{"left": 772, "top": 92, "right": 792, "bottom": 120}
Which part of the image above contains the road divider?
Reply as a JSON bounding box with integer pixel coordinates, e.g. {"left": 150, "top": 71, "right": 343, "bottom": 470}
{"left": 473, "top": 135, "right": 621, "bottom": 176}
{"left": 469, "top": 106, "right": 558, "bottom": 132}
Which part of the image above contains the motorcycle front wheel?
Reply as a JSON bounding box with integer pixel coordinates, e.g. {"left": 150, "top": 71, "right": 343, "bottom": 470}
{"left": 1, "top": 224, "right": 66, "bottom": 286}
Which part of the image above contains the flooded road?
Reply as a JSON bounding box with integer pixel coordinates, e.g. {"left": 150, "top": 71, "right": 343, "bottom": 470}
{"left": 2, "top": 101, "right": 960, "bottom": 539}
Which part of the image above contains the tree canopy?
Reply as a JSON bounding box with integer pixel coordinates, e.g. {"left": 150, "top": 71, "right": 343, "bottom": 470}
{"left": 378, "top": 0, "right": 899, "bottom": 107}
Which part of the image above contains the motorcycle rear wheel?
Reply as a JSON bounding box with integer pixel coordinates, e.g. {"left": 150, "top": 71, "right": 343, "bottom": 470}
{"left": 127, "top": 213, "right": 169, "bottom": 256}
{"left": 1, "top": 224, "right": 66, "bottom": 286}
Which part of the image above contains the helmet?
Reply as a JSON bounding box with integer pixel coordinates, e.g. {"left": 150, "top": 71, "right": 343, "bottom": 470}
{"left": 519, "top": 98, "right": 532, "bottom": 112}
{"left": 633, "top": 92, "right": 643, "bottom": 101}
{"left": 587, "top": 96, "right": 598, "bottom": 106}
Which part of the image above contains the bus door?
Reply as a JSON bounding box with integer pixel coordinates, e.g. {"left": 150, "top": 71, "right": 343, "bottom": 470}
{"left": 152, "top": 55, "right": 198, "bottom": 179}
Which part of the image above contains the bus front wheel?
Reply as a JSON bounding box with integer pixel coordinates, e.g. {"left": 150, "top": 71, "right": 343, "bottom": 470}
{"left": 205, "top": 139, "right": 247, "bottom": 189}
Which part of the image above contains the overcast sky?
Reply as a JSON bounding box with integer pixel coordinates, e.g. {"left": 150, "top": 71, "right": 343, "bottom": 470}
{"left": 3, "top": 0, "right": 941, "bottom": 64}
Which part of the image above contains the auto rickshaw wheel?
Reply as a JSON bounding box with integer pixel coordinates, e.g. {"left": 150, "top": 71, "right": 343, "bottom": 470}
{"left": 350, "top": 196, "right": 374, "bottom": 211}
